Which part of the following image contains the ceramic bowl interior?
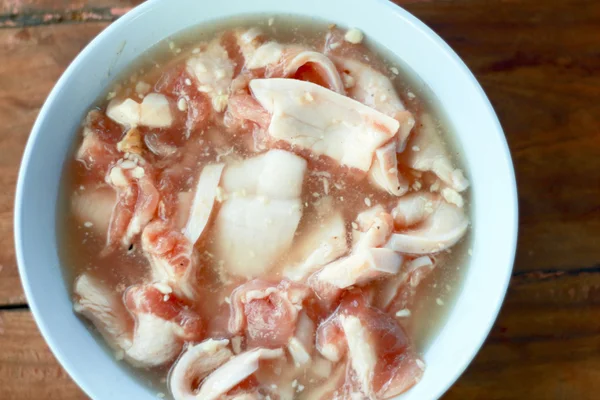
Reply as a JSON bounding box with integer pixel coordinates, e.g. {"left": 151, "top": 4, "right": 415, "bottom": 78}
{"left": 14, "top": 0, "right": 518, "bottom": 398}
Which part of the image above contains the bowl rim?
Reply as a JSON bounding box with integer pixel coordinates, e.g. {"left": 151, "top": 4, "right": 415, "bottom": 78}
{"left": 14, "top": 0, "right": 518, "bottom": 399}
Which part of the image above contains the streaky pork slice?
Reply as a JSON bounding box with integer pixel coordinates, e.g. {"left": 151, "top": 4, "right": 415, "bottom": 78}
{"left": 196, "top": 348, "right": 285, "bottom": 400}
{"left": 142, "top": 220, "right": 199, "bottom": 300}
{"left": 246, "top": 42, "right": 344, "bottom": 93}
{"left": 309, "top": 210, "right": 400, "bottom": 305}
{"left": 249, "top": 78, "right": 399, "bottom": 172}
{"left": 105, "top": 158, "right": 160, "bottom": 249}
{"left": 368, "top": 139, "right": 409, "bottom": 196}
{"left": 123, "top": 284, "right": 203, "bottom": 367}
{"left": 228, "top": 279, "right": 310, "bottom": 348}
{"left": 333, "top": 57, "right": 415, "bottom": 151}
{"left": 283, "top": 199, "right": 348, "bottom": 282}
{"left": 74, "top": 275, "right": 202, "bottom": 368}
{"left": 385, "top": 200, "right": 469, "bottom": 254}
{"left": 170, "top": 339, "right": 233, "bottom": 400}
{"left": 400, "top": 113, "right": 469, "bottom": 192}
{"left": 315, "top": 291, "right": 424, "bottom": 399}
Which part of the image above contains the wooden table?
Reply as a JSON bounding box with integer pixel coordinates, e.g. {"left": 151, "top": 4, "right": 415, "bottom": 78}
{"left": 1, "top": 0, "right": 599, "bottom": 398}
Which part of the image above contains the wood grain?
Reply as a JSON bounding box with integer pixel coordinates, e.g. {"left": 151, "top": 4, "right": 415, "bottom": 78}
{"left": 0, "top": 310, "right": 87, "bottom": 400}
{"left": 0, "top": 23, "right": 109, "bottom": 304}
{"left": 1, "top": 0, "right": 142, "bottom": 26}
{"left": 0, "top": 0, "right": 599, "bottom": 399}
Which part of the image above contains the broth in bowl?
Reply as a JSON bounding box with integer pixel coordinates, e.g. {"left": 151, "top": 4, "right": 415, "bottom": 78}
{"left": 60, "top": 16, "right": 470, "bottom": 400}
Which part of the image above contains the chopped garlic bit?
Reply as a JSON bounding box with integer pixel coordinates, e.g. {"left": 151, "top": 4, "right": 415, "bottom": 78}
{"left": 416, "top": 359, "right": 426, "bottom": 370}
{"left": 268, "top": 17, "right": 275, "bottom": 26}
{"left": 407, "top": 91, "right": 416, "bottom": 99}
{"left": 364, "top": 197, "right": 372, "bottom": 207}
{"left": 441, "top": 187, "right": 464, "bottom": 208}
{"left": 342, "top": 73, "right": 355, "bottom": 89}
{"left": 131, "top": 166, "right": 145, "bottom": 179}
{"left": 436, "top": 298, "right": 444, "bottom": 306}
{"left": 430, "top": 180, "right": 441, "bottom": 192}
{"left": 412, "top": 181, "right": 422, "bottom": 191}
{"left": 297, "top": 384, "right": 305, "bottom": 392}
{"left": 135, "top": 81, "right": 151, "bottom": 95}
{"left": 106, "top": 91, "right": 116, "bottom": 100}
{"left": 156, "top": 393, "right": 166, "bottom": 399}
{"left": 177, "top": 97, "right": 188, "bottom": 112}
{"left": 351, "top": 222, "right": 359, "bottom": 230}
{"left": 292, "top": 379, "right": 298, "bottom": 388}
{"left": 224, "top": 296, "right": 231, "bottom": 304}
{"left": 395, "top": 309, "right": 411, "bottom": 318}
{"left": 412, "top": 145, "right": 420, "bottom": 152}
{"left": 390, "top": 66, "right": 399, "bottom": 75}
{"left": 83, "top": 221, "right": 93, "bottom": 228}
{"left": 344, "top": 28, "right": 364, "bottom": 44}
{"left": 163, "top": 294, "right": 170, "bottom": 302}
{"left": 184, "top": 78, "right": 192, "bottom": 86}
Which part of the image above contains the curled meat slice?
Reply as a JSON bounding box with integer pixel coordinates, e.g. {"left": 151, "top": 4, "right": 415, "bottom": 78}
{"left": 401, "top": 113, "right": 469, "bottom": 192}
{"left": 310, "top": 211, "right": 398, "bottom": 304}
{"left": 310, "top": 248, "right": 402, "bottom": 299}
{"left": 229, "top": 280, "right": 310, "bottom": 348}
{"left": 107, "top": 93, "right": 174, "bottom": 128}
{"left": 73, "top": 274, "right": 132, "bottom": 352}
{"left": 315, "top": 292, "right": 424, "bottom": 399}
{"left": 154, "top": 65, "right": 213, "bottom": 138}
{"left": 225, "top": 93, "right": 271, "bottom": 132}
{"left": 368, "top": 140, "right": 409, "bottom": 196}
{"left": 106, "top": 159, "right": 160, "bottom": 248}
{"left": 170, "top": 339, "right": 233, "bottom": 400}
{"left": 391, "top": 192, "right": 440, "bottom": 228}
{"left": 123, "top": 284, "right": 203, "bottom": 367}
{"left": 74, "top": 275, "right": 202, "bottom": 368}
{"left": 385, "top": 201, "right": 469, "bottom": 254}
{"left": 186, "top": 40, "right": 234, "bottom": 112}
{"left": 249, "top": 78, "right": 399, "bottom": 172}
{"left": 375, "top": 255, "right": 436, "bottom": 313}
{"left": 247, "top": 42, "right": 344, "bottom": 93}
{"left": 333, "top": 57, "right": 415, "bottom": 151}
{"left": 76, "top": 129, "right": 120, "bottom": 178}
{"left": 182, "top": 163, "right": 224, "bottom": 245}
{"left": 287, "top": 311, "right": 316, "bottom": 366}
{"left": 283, "top": 208, "right": 348, "bottom": 282}
{"left": 197, "top": 348, "right": 285, "bottom": 400}
{"left": 142, "top": 220, "right": 198, "bottom": 300}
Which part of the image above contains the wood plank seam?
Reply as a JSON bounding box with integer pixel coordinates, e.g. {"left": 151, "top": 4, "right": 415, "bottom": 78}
{"left": 0, "top": 7, "right": 129, "bottom": 28}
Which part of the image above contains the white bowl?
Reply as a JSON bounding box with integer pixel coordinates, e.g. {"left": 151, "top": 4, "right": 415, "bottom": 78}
{"left": 14, "top": 0, "right": 518, "bottom": 398}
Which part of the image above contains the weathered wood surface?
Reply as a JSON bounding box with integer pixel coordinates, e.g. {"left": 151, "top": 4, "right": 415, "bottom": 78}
{"left": 0, "top": 0, "right": 599, "bottom": 399}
